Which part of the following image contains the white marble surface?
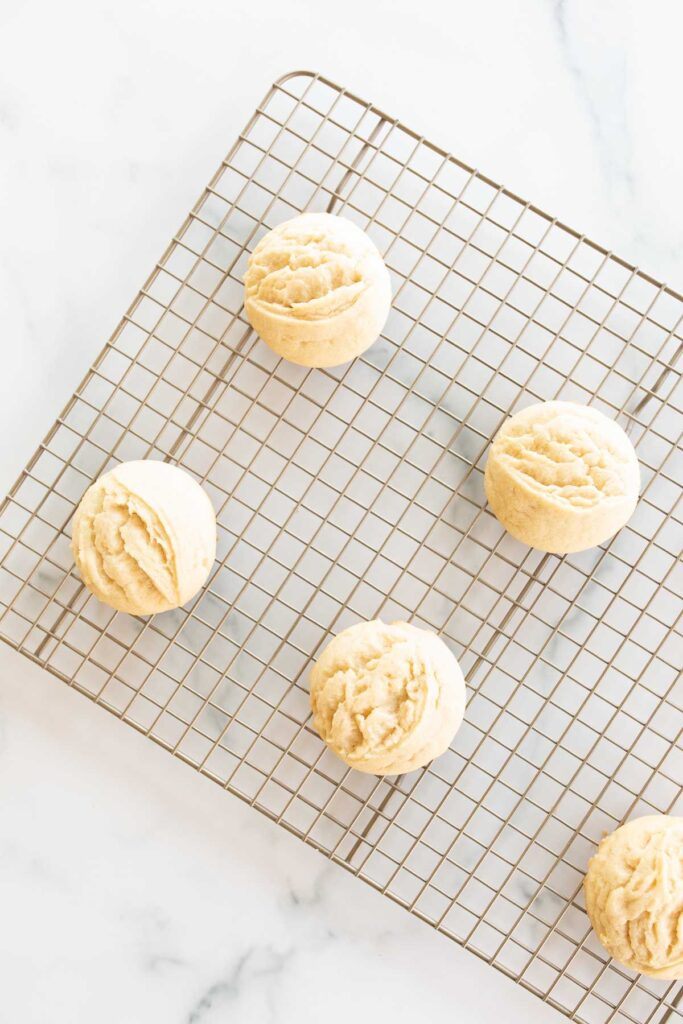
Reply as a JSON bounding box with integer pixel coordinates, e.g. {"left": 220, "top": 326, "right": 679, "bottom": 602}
{"left": 1, "top": 1, "right": 682, "bottom": 1020}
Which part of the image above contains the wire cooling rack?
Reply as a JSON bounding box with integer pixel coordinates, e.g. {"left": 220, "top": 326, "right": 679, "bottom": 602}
{"left": 1, "top": 71, "right": 682, "bottom": 1023}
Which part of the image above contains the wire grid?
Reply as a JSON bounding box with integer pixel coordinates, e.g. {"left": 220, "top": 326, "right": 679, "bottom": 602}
{"left": 1, "top": 70, "right": 683, "bottom": 1024}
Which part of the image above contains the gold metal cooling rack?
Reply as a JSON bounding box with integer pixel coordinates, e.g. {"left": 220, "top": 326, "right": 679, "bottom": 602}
{"left": 1, "top": 71, "right": 682, "bottom": 1024}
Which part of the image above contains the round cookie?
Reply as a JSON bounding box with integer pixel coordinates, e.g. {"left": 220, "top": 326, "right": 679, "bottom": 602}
{"left": 243, "top": 212, "right": 391, "bottom": 368}
{"left": 484, "top": 401, "right": 639, "bottom": 553}
{"left": 71, "top": 460, "right": 216, "bottom": 616}
{"left": 584, "top": 815, "right": 683, "bottom": 978}
{"left": 309, "top": 620, "right": 466, "bottom": 775}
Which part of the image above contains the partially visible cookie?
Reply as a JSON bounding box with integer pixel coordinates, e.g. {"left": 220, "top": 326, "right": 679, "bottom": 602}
{"left": 485, "top": 401, "right": 639, "bottom": 553}
{"left": 584, "top": 815, "right": 683, "bottom": 978}
{"left": 309, "top": 620, "right": 466, "bottom": 775}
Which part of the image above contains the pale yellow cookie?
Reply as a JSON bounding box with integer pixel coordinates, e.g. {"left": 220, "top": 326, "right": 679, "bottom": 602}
{"left": 71, "top": 460, "right": 216, "bottom": 616}
{"left": 484, "top": 401, "right": 639, "bottom": 553}
{"left": 309, "top": 620, "right": 466, "bottom": 775}
{"left": 244, "top": 212, "right": 391, "bottom": 367}
{"left": 584, "top": 815, "right": 683, "bottom": 978}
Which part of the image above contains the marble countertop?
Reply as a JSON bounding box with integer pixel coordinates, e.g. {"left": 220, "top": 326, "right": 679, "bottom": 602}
{"left": 1, "top": 1, "right": 681, "bottom": 1020}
